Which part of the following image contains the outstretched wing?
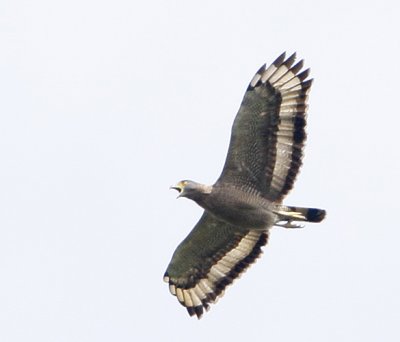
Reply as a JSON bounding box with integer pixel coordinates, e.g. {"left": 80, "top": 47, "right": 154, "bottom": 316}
{"left": 164, "top": 212, "right": 268, "bottom": 318}
{"left": 216, "top": 52, "right": 312, "bottom": 201}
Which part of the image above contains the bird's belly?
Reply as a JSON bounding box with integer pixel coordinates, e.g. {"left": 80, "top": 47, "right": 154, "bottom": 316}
{"left": 203, "top": 199, "right": 276, "bottom": 230}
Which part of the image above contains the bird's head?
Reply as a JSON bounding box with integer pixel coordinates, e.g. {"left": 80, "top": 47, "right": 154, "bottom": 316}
{"left": 170, "top": 180, "right": 212, "bottom": 200}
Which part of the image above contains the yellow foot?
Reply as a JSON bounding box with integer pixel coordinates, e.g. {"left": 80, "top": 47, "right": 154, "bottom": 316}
{"left": 275, "top": 221, "right": 305, "bottom": 229}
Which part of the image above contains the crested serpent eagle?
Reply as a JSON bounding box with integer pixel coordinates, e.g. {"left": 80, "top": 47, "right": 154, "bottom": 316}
{"left": 164, "top": 52, "right": 326, "bottom": 318}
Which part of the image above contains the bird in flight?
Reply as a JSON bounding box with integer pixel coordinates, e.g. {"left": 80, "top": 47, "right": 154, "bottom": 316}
{"left": 164, "top": 52, "right": 326, "bottom": 319}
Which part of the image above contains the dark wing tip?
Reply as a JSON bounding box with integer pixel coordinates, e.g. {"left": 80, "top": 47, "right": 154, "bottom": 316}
{"left": 164, "top": 230, "right": 269, "bottom": 319}
{"left": 256, "top": 63, "right": 267, "bottom": 74}
{"left": 297, "top": 68, "right": 310, "bottom": 82}
{"left": 247, "top": 63, "right": 267, "bottom": 90}
{"left": 302, "top": 78, "right": 313, "bottom": 90}
{"left": 273, "top": 52, "right": 287, "bottom": 67}
{"left": 195, "top": 306, "right": 204, "bottom": 318}
{"left": 284, "top": 52, "right": 297, "bottom": 68}
{"left": 290, "top": 60, "right": 304, "bottom": 75}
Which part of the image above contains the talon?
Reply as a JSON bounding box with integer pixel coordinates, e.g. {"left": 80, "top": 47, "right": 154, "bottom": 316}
{"left": 275, "top": 221, "right": 304, "bottom": 229}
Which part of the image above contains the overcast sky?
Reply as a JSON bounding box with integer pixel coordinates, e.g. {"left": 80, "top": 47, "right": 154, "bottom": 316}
{"left": 1, "top": 1, "right": 399, "bottom": 341}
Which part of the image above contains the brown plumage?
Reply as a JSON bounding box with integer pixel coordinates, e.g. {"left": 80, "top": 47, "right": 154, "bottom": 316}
{"left": 165, "top": 53, "right": 326, "bottom": 318}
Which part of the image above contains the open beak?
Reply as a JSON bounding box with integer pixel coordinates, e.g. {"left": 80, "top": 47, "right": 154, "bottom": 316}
{"left": 170, "top": 183, "right": 183, "bottom": 198}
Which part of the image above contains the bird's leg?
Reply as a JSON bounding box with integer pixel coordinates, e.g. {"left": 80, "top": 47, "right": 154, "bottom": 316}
{"left": 274, "top": 209, "right": 306, "bottom": 228}
{"left": 275, "top": 221, "right": 304, "bottom": 229}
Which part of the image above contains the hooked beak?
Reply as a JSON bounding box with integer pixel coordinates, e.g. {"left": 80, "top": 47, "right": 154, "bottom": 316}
{"left": 170, "top": 183, "right": 183, "bottom": 198}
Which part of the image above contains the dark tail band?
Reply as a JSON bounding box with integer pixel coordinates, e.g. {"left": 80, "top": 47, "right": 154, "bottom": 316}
{"left": 277, "top": 205, "right": 326, "bottom": 223}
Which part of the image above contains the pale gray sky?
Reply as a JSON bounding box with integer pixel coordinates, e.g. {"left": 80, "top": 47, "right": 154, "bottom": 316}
{"left": 1, "top": 0, "right": 399, "bottom": 341}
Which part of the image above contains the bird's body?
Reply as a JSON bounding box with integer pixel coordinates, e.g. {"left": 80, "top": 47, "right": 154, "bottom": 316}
{"left": 188, "top": 183, "right": 277, "bottom": 230}
{"left": 164, "top": 52, "right": 326, "bottom": 318}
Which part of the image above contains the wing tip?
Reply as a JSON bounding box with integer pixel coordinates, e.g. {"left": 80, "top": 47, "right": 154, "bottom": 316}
{"left": 163, "top": 274, "right": 170, "bottom": 283}
{"left": 187, "top": 305, "right": 205, "bottom": 319}
{"left": 273, "top": 51, "right": 287, "bottom": 67}
{"left": 284, "top": 52, "right": 297, "bottom": 68}
{"left": 164, "top": 231, "right": 269, "bottom": 319}
{"left": 250, "top": 52, "right": 312, "bottom": 92}
{"left": 248, "top": 63, "right": 267, "bottom": 90}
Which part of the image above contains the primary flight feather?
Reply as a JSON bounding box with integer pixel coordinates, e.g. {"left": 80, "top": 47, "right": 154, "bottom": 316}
{"left": 164, "top": 52, "right": 326, "bottom": 318}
